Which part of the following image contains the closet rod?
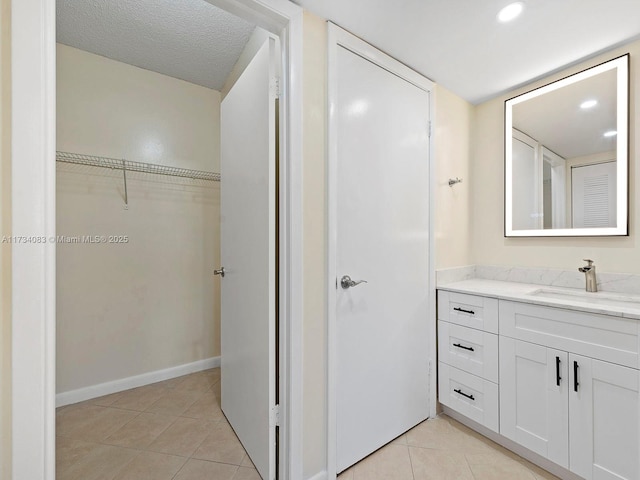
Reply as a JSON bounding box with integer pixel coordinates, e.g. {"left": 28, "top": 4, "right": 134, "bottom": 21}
{"left": 56, "top": 151, "right": 221, "bottom": 182}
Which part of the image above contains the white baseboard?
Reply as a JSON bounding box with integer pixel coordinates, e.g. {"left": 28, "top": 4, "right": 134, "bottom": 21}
{"left": 306, "top": 471, "right": 328, "bottom": 480}
{"left": 56, "top": 356, "right": 221, "bottom": 408}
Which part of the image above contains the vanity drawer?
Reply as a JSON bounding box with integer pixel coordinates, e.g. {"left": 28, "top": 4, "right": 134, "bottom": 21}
{"left": 438, "top": 362, "right": 499, "bottom": 432}
{"left": 500, "top": 300, "right": 640, "bottom": 369}
{"left": 439, "top": 321, "right": 499, "bottom": 383}
{"left": 438, "top": 290, "right": 499, "bottom": 333}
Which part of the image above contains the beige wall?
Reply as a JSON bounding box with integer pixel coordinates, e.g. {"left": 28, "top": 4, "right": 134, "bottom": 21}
{"left": 57, "top": 44, "right": 221, "bottom": 172}
{"left": 301, "top": 12, "right": 328, "bottom": 478}
{"left": 472, "top": 40, "right": 639, "bottom": 273}
{"left": 56, "top": 44, "right": 221, "bottom": 394}
{"left": 434, "top": 85, "right": 475, "bottom": 269}
{"left": 0, "top": 0, "right": 11, "bottom": 476}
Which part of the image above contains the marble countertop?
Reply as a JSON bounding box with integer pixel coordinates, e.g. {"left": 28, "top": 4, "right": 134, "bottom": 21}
{"left": 438, "top": 278, "right": 640, "bottom": 320}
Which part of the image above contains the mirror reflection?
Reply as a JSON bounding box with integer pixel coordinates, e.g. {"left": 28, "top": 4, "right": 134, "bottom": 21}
{"left": 505, "top": 55, "right": 628, "bottom": 237}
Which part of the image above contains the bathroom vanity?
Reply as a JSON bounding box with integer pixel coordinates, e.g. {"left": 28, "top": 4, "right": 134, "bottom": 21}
{"left": 437, "top": 279, "right": 640, "bottom": 480}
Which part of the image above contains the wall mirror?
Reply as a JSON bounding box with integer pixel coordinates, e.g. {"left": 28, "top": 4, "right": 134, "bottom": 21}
{"left": 505, "top": 54, "right": 629, "bottom": 237}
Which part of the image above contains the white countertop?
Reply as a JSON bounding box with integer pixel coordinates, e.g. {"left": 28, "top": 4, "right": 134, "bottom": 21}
{"left": 438, "top": 279, "right": 640, "bottom": 320}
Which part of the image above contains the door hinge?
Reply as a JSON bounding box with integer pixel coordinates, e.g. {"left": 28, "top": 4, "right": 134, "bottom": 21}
{"left": 270, "top": 404, "right": 280, "bottom": 427}
{"left": 271, "top": 77, "right": 281, "bottom": 98}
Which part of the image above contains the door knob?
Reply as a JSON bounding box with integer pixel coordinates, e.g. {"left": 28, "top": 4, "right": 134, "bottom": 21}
{"left": 341, "top": 275, "right": 367, "bottom": 289}
{"left": 214, "top": 267, "right": 225, "bottom": 278}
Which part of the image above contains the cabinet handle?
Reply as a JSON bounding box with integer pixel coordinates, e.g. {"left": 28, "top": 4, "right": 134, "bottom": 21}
{"left": 453, "top": 307, "right": 475, "bottom": 315}
{"left": 454, "top": 388, "right": 475, "bottom": 401}
{"left": 556, "top": 356, "right": 562, "bottom": 386}
{"left": 573, "top": 361, "right": 579, "bottom": 392}
{"left": 453, "top": 343, "right": 475, "bottom": 352}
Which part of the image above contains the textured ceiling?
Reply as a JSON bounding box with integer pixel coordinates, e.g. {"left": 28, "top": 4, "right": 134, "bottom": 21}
{"left": 56, "top": 0, "right": 256, "bottom": 91}
{"left": 294, "top": 0, "right": 640, "bottom": 104}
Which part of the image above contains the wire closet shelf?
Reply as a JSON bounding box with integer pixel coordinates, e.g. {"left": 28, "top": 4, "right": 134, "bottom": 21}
{"left": 56, "top": 151, "right": 221, "bottom": 182}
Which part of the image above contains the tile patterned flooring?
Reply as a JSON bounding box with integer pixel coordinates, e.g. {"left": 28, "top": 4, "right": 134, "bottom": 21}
{"left": 57, "top": 367, "right": 560, "bottom": 480}
{"left": 56, "top": 368, "right": 258, "bottom": 480}
{"left": 338, "top": 415, "right": 560, "bottom": 480}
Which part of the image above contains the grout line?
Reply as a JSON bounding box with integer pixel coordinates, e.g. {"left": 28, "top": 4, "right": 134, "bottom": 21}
{"left": 465, "top": 451, "right": 479, "bottom": 480}
{"left": 170, "top": 456, "right": 189, "bottom": 480}
{"left": 407, "top": 445, "right": 416, "bottom": 480}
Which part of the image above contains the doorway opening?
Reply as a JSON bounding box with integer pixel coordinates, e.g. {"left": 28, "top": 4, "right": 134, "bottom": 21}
{"left": 53, "top": 1, "right": 286, "bottom": 479}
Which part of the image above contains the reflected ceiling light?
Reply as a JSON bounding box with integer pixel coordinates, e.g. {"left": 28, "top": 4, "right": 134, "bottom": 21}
{"left": 604, "top": 130, "right": 617, "bottom": 137}
{"left": 580, "top": 99, "right": 598, "bottom": 109}
{"left": 497, "top": 2, "right": 524, "bottom": 22}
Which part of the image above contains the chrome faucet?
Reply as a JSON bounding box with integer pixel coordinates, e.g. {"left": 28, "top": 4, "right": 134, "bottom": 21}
{"left": 578, "top": 259, "right": 597, "bottom": 292}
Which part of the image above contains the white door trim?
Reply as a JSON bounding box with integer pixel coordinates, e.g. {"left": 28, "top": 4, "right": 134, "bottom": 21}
{"left": 9, "top": 0, "right": 303, "bottom": 479}
{"left": 326, "top": 22, "right": 436, "bottom": 479}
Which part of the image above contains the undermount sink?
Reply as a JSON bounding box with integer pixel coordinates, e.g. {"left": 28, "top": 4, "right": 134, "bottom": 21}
{"left": 528, "top": 288, "right": 640, "bottom": 308}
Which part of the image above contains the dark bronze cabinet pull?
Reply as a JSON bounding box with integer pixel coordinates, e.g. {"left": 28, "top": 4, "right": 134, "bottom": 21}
{"left": 556, "top": 356, "right": 562, "bottom": 386}
{"left": 453, "top": 307, "right": 475, "bottom": 315}
{"left": 574, "top": 361, "right": 579, "bottom": 392}
{"left": 453, "top": 343, "right": 474, "bottom": 352}
{"left": 454, "top": 388, "right": 475, "bottom": 401}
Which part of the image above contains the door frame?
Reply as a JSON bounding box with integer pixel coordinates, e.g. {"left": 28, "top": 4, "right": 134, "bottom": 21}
{"left": 326, "top": 23, "right": 437, "bottom": 479}
{"left": 9, "top": 0, "right": 304, "bottom": 479}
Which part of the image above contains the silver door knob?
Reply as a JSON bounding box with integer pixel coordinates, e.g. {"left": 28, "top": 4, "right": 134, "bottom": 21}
{"left": 214, "top": 267, "right": 225, "bottom": 278}
{"left": 341, "top": 275, "right": 367, "bottom": 289}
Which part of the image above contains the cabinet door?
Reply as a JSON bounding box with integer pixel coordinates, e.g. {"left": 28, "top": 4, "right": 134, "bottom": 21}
{"left": 500, "top": 337, "right": 569, "bottom": 468}
{"left": 569, "top": 355, "right": 640, "bottom": 480}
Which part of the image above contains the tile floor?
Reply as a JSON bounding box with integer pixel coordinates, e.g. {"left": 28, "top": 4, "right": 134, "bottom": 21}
{"left": 56, "top": 368, "right": 258, "bottom": 480}
{"left": 57, "top": 368, "right": 559, "bottom": 480}
{"left": 338, "top": 415, "right": 560, "bottom": 480}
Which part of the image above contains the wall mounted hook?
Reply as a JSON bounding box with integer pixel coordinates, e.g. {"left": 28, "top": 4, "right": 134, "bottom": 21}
{"left": 448, "top": 177, "right": 463, "bottom": 187}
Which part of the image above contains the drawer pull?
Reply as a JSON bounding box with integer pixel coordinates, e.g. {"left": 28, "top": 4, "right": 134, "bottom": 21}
{"left": 453, "top": 343, "right": 475, "bottom": 352}
{"left": 453, "top": 307, "right": 475, "bottom": 315}
{"left": 556, "top": 356, "right": 562, "bottom": 386}
{"left": 454, "top": 388, "right": 475, "bottom": 401}
{"left": 574, "top": 361, "right": 579, "bottom": 392}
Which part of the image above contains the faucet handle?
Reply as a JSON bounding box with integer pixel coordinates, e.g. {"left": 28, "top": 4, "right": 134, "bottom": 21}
{"left": 582, "top": 259, "right": 594, "bottom": 266}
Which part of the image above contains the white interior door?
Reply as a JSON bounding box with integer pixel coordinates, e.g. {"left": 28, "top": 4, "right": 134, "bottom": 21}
{"left": 220, "top": 38, "right": 277, "bottom": 480}
{"left": 333, "top": 41, "right": 431, "bottom": 472}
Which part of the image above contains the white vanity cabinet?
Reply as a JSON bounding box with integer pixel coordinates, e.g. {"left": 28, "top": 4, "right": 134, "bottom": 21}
{"left": 499, "top": 300, "right": 640, "bottom": 480}
{"left": 499, "top": 336, "right": 569, "bottom": 468}
{"left": 568, "top": 355, "right": 639, "bottom": 480}
{"left": 437, "top": 288, "right": 640, "bottom": 480}
{"left": 437, "top": 291, "right": 499, "bottom": 432}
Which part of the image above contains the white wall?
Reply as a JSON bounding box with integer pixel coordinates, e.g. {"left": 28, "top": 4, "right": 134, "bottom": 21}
{"left": 0, "top": 0, "right": 12, "bottom": 476}
{"left": 56, "top": 44, "right": 221, "bottom": 394}
{"left": 222, "top": 26, "right": 271, "bottom": 99}
{"left": 472, "top": 39, "right": 639, "bottom": 273}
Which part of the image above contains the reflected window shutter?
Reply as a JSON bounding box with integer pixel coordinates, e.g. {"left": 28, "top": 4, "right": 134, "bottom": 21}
{"left": 583, "top": 174, "right": 609, "bottom": 227}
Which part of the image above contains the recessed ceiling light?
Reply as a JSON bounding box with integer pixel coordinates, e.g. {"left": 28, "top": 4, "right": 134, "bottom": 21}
{"left": 497, "top": 2, "right": 524, "bottom": 23}
{"left": 580, "top": 99, "right": 598, "bottom": 109}
{"left": 604, "top": 130, "right": 617, "bottom": 137}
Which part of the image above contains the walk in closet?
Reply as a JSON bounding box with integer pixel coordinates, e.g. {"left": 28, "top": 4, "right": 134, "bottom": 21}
{"left": 56, "top": 39, "right": 223, "bottom": 402}
{"left": 55, "top": 1, "right": 279, "bottom": 478}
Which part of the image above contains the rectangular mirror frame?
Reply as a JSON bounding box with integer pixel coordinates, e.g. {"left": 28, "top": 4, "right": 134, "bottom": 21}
{"left": 504, "top": 54, "right": 629, "bottom": 237}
